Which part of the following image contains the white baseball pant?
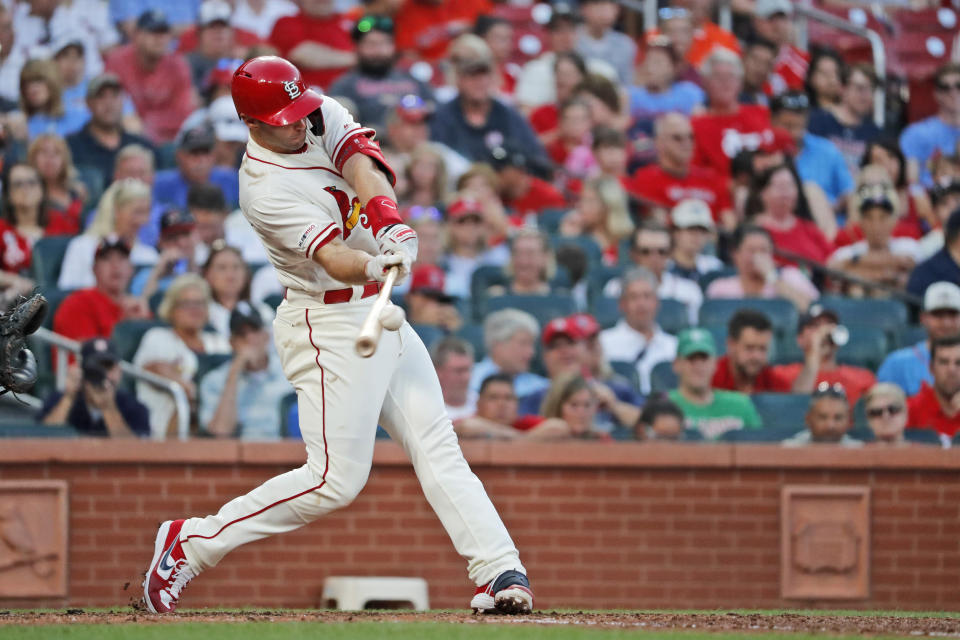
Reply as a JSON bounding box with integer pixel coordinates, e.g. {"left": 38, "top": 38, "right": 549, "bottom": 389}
{"left": 178, "top": 290, "right": 525, "bottom": 586}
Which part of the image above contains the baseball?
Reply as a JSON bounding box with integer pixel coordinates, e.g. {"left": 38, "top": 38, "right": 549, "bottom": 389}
{"left": 379, "top": 305, "right": 405, "bottom": 331}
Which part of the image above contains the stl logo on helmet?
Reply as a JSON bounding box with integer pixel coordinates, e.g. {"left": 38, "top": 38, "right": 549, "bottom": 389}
{"left": 323, "top": 186, "right": 367, "bottom": 239}
{"left": 283, "top": 80, "right": 301, "bottom": 100}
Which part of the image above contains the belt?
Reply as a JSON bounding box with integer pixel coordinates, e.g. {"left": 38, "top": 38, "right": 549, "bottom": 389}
{"left": 285, "top": 282, "right": 381, "bottom": 305}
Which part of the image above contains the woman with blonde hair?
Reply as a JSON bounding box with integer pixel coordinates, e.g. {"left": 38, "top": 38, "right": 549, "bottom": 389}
{"left": 400, "top": 144, "right": 448, "bottom": 209}
{"left": 27, "top": 133, "right": 85, "bottom": 234}
{"left": 133, "top": 274, "right": 230, "bottom": 439}
{"left": 540, "top": 373, "right": 607, "bottom": 440}
{"left": 58, "top": 178, "right": 158, "bottom": 290}
{"left": 561, "top": 176, "right": 633, "bottom": 265}
{"left": 13, "top": 59, "right": 87, "bottom": 140}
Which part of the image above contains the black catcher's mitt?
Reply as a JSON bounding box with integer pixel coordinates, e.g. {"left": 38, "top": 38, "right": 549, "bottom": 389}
{"left": 0, "top": 293, "right": 47, "bottom": 395}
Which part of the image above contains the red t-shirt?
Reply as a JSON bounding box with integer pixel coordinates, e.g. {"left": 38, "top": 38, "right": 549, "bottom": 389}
{"left": 393, "top": 0, "right": 492, "bottom": 61}
{"left": 546, "top": 138, "right": 575, "bottom": 166}
{"left": 529, "top": 104, "right": 558, "bottom": 136}
{"left": 769, "top": 44, "right": 810, "bottom": 94}
{"left": 761, "top": 217, "right": 834, "bottom": 266}
{"left": 0, "top": 221, "right": 31, "bottom": 273}
{"left": 768, "top": 363, "right": 876, "bottom": 406}
{"left": 105, "top": 45, "right": 196, "bottom": 144}
{"left": 711, "top": 355, "right": 793, "bottom": 393}
{"left": 623, "top": 164, "right": 732, "bottom": 220}
{"left": 45, "top": 195, "right": 83, "bottom": 236}
{"left": 268, "top": 13, "right": 354, "bottom": 90}
{"left": 907, "top": 383, "right": 960, "bottom": 437}
{"left": 53, "top": 288, "right": 125, "bottom": 343}
{"left": 175, "top": 26, "right": 262, "bottom": 54}
{"left": 513, "top": 415, "right": 546, "bottom": 431}
{"left": 506, "top": 177, "right": 567, "bottom": 218}
{"left": 691, "top": 105, "right": 773, "bottom": 177}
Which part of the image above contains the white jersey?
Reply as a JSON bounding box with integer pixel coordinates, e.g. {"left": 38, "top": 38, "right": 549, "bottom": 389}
{"left": 238, "top": 97, "right": 381, "bottom": 294}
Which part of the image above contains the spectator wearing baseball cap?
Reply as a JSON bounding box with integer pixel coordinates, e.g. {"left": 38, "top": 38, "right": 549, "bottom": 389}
{"left": 39, "top": 338, "right": 150, "bottom": 438}
{"left": 105, "top": 9, "right": 197, "bottom": 144}
{"left": 430, "top": 36, "right": 548, "bottom": 165}
{"left": 783, "top": 383, "right": 862, "bottom": 447}
{"left": 131, "top": 208, "right": 200, "bottom": 299}
{"left": 751, "top": 0, "right": 810, "bottom": 93}
{"left": 770, "top": 92, "right": 853, "bottom": 207}
{"left": 917, "top": 178, "right": 960, "bottom": 262}
{"left": 627, "top": 34, "right": 704, "bottom": 123}
{"left": 153, "top": 124, "right": 240, "bottom": 212}
{"left": 327, "top": 15, "right": 435, "bottom": 132}
{"left": 489, "top": 144, "right": 566, "bottom": 222}
{"left": 111, "top": 2, "right": 200, "bottom": 41}
{"left": 906, "top": 334, "right": 960, "bottom": 438}
{"left": 768, "top": 304, "right": 876, "bottom": 405}
{"left": 877, "top": 282, "right": 960, "bottom": 396}
{"left": 184, "top": 1, "right": 242, "bottom": 90}
{"left": 667, "top": 328, "right": 762, "bottom": 440}
{"left": 907, "top": 207, "right": 960, "bottom": 302}
{"left": 53, "top": 34, "right": 93, "bottom": 123}
{"left": 405, "top": 264, "right": 462, "bottom": 332}
{"left": 668, "top": 199, "right": 723, "bottom": 281}
{"left": 53, "top": 235, "right": 152, "bottom": 351}
{"left": 442, "top": 195, "right": 510, "bottom": 300}
{"left": 199, "top": 302, "right": 292, "bottom": 440}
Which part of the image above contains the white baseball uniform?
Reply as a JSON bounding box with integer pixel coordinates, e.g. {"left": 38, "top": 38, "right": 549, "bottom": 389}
{"left": 177, "top": 97, "right": 525, "bottom": 587}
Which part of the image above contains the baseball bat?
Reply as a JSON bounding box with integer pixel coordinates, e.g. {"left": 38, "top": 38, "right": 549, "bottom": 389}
{"left": 355, "top": 267, "right": 399, "bottom": 358}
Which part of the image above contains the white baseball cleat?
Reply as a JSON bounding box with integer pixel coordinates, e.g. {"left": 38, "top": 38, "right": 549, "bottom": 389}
{"left": 470, "top": 570, "right": 534, "bottom": 614}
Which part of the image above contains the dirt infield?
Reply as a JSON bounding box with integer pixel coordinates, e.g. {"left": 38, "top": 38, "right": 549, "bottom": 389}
{"left": 2, "top": 609, "right": 959, "bottom": 636}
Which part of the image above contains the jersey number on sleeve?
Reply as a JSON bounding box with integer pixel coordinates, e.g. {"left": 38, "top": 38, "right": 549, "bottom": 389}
{"left": 323, "top": 186, "right": 368, "bottom": 240}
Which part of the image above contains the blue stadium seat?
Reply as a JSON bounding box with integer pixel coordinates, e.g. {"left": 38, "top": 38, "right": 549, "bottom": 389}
{"left": 112, "top": 319, "right": 166, "bottom": 362}
{"left": 649, "top": 361, "right": 677, "bottom": 394}
{"left": 553, "top": 235, "right": 603, "bottom": 268}
{"left": 698, "top": 298, "right": 798, "bottom": 339}
{"left": 751, "top": 393, "right": 811, "bottom": 432}
{"left": 697, "top": 267, "right": 737, "bottom": 293}
{"left": 848, "top": 424, "right": 875, "bottom": 443}
{"left": 586, "top": 264, "right": 624, "bottom": 306}
{"left": 454, "top": 323, "right": 485, "bottom": 361}
{"left": 657, "top": 299, "right": 690, "bottom": 336}
{"left": 0, "top": 423, "right": 78, "bottom": 438}
{"left": 30, "top": 236, "right": 73, "bottom": 290}
{"left": 897, "top": 324, "right": 927, "bottom": 349}
{"left": 410, "top": 323, "right": 445, "bottom": 349}
{"left": 482, "top": 294, "right": 577, "bottom": 329}
{"left": 592, "top": 296, "right": 620, "bottom": 329}
{"left": 608, "top": 360, "right": 640, "bottom": 393}
{"left": 703, "top": 323, "right": 728, "bottom": 356}
{"left": 469, "top": 265, "right": 508, "bottom": 320}
{"left": 195, "top": 353, "right": 233, "bottom": 386}
{"left": 538, "top": 208, "right": 568, "bottom": 235}
{"left": 836, "top": 324, "right": 888, "bottom": 371}
{"left": 819, "top": 296, "right": 908, "bottom": 342}
{"left": 718, "top": 424, "right": 804, "bottom": 442}
{"left": 281, "top": 391, "right": 299, "bottom": 439}
{"left": 904, "top": 428, "right": 944, "bottom": 445}
{"left": 263, "top": 293, "right": 284, "bottom": 311}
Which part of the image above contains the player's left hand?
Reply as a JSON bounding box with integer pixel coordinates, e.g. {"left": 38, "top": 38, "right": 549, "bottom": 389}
{"left": 376, "top": 223, "right": 419, "bottom": 264}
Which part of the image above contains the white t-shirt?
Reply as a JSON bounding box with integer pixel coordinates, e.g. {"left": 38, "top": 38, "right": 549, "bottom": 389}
{"left": 603, "top": 271, "right": 703, "bottom": 325}
{"left": 133, "top": 326, "right": 230, "bottom": 439}
{"left": 446, "top": 389, "right": 478, "bottom": 423}
{"left": 827, "top": 237, "right": 922, "bottom": 265}
{"left": 207, "top": 300, "right": 276, "bottom": 341}
{"left": 230, "top": 0, "right": 299, "bottom": 39}
{"left": 239, "top": 97, "right": 384, "bottom": 295}
{"left": 599, "top": 321, "right": 678, "bottom": 395}
{"left": 58, "top": 234, "right": 159, "bottom": 290}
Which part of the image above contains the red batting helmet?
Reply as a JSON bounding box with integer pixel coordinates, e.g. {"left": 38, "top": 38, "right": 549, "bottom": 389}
{"left": 231, "top": 56, "right": 324, "bottom": 126}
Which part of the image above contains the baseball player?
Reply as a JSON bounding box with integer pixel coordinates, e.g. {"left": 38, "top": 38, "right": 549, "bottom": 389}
{"left": 142, "top": 57, "right": 533, "bottom": 615}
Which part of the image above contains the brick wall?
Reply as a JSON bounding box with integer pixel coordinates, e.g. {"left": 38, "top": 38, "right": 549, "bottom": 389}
{"left": 1, "top": 440, "right": 958, "bottom": 611}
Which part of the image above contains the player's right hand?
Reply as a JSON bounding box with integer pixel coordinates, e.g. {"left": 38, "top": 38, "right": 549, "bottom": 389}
{"left": 365, "top": 253, "right": 409, "bottom": 283}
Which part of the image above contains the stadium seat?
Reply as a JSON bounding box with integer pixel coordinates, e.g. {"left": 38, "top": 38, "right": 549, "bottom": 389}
{"left": 697, "top": 267, "right": 736, "bottom": 293}
{"left": 263, "top": 293, "right": 284, "bottom": 311}
{"left": 773, "top": 333, "right": 803, "bottom": 365}
{"left": 608, "top": 360, "right": 640, "bottom": 393}
{"left": 649, "top": 361, "right": 677, "bottom": 394}
{"left": 410, "top": 324, "right": 444, "bottom": 349}
{"left": 148, "top": 291, "right": 165, "bottom": 316}
{"left": 112, "top": 319, "right": 166, "bottom": 362}
{"left": 593, "top": 296, "right": 620, "bottom": 329}
{"left": 897, "top": 324, "right": 927, "bottom": 349}
{"left": 39, "top": 288, "right": 71, "bottom": 330}
{"left": 703, "top": 323, "right": 728, "bottom": 356}
{"left": 750, "top": 393, "right": 812, "bottom": 432}
{"left": 195, "top": 353, "right": 233, "bottom": 385}
{"left": 0, "top": 423, "right": 78, "bottom": 438}
{"left": 819, "top": 296, "right": 908, "bottom": 343}
{"left": 281, "top": 391, "right": 299, "bottom": 438}
{"left": 482, "top": 294, "right": 577, "bottom": 329}
{"left": 836, "top": 324, "right": 889, "bottom": 371}
{"left": 586, "top": 264, "right": 623, "bottom": 306}
{"left": 454, "top": 323, "right": 485, "bottom": 361}
{"left": 904, "top": 428, "right": 944, "bottom": 446}
{"left": 848, "top": 423, "right": 875, "bottom": 443}
{"left": 553, "top": 235, "right": 603, "bottom": 268}
{"left": 30, "top": 236, "right": 73, "bottom": 289}
{"left": 657, "top": 299, "right": 690, "bottom": 336}
{"left": 698, "top": 299, "right": 798, "bottom": 339}
{"left": 537, "top": 208, "right": 568, "bottom": 235}
{"left": 469, "top": 265, "right": 508, "bottom": 320}
{"left": 718, "top": 424, "right": 804, "bottom": 442}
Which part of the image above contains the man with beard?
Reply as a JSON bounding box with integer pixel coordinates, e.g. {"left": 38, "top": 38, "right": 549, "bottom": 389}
{"left": 328, "top": 15, "right": 434, "bottom": 132}
{"left": 712, "top": 309, "right": 792, "bottom": 393}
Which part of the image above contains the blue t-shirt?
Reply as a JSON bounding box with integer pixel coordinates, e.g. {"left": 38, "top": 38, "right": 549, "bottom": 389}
{"left": 628, "top": 82, "right": 705, "bottom": 120}
{"left": 153, "top": 167, "right": 240, "bottom": 212}
{"left": 27, "top": 109, "right": 90, "bottom": 140}
{"left": 876, "top": 341, "right": 931, "bottom": 397}
{"left": 795, "top": 132, "right": 855, "bottom": 205}
{"left": 900, "top": 116, "right": 960, "bottom": 186}
{"left": 806, "top": 107, "right": 880, "bottom": 177}
{"left": 906, "top": 248, "right": 960, "bottom": 300}
{"left": 109, "top": 0, "right": 200, "bottom": 24}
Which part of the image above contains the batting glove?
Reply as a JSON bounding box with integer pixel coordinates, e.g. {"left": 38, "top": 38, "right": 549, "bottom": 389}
{"left": 376, "top": 223, "right": 419, "bottom": 264}
{"left": 365, "top": 252, "right": 410, "bottom": 283}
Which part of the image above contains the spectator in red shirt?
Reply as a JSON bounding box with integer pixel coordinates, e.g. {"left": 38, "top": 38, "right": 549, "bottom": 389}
{"left": 746, "top": 163, "right": 833, "bottom": 266}
{"left": 751, "top": 0, "right": 809, "bottom": 94}
{"left": 473, "top": 15, "right": 518, "bottom": 97}
{"left": 269, "top": 0, "right": 356, "bottom": 90}
{"left": 691, "top": 49, "right": 774, "bottom": 178}
{"left": 53, "top": 236, "right": 152, "bottom": 346}
{"left": 393, "top": 0, "right": 491, "bottom": 62}
{"left": 27, "top": 134, "right": 84, "bottom": 235}
{"left": 105, "top": 10, "right": 197, "bottom": 144}
{"left": 528, "top": 52, "right": 589, "bottom": 143}
{"left": 712, "top": 308, "right": 793, "bottom": 393}
{"left": 624, "top": 112, "right": 734, "bottom": 227}
{"left": 907, "top": 335, "right": 960, "bottom": 438}
{"left": 0, "top": 164, "right": 44, "bottom": 273}
{"left": 454, "top": 373, "right": 571, "bottom": 440}
{"left": 769, "top": 305, "right": 876, "bottom": 404}
{"left": 545, "top": 99, "right": 593, "bottom": 167}
{"left": 491, "top": 145, "right": 566, "bottom": 220}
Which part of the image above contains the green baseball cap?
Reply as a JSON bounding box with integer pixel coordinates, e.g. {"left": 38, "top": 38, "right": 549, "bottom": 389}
{"left": 677, "top": 328, "right": 717, "bottom": 358}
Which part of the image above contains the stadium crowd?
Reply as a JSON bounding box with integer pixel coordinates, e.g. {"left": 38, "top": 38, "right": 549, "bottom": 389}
{"left": 0, "top": 0, "right": 957, "bottom": 444}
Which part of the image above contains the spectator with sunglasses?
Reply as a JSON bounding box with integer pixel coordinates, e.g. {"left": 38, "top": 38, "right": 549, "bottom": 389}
{"left": 783, "top": 383, "right": 861, "bottom": 447}
{"left": 907, "top": 334, "right": 960, "bottom": 438}
{"left": 771, "top": 91, "right": 853, "bottom": 209}
{"left": 900, "top": 63, "right": 960, "bottom": 187}
{"left": 863, "top": 383, "right": 908, "bottom": 445}
{"left": 328, "top": 15, "right": 434, "bottom": 132}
